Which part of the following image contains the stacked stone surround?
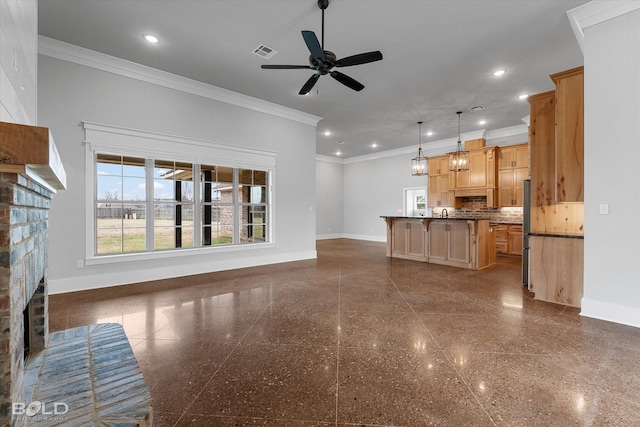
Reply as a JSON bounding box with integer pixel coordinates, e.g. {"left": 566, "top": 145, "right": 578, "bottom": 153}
{"left": 0, "top": 173, "right": 50, "bottom": 424}
{"left": 432, "top": 196, "right": 524, "bottom": 223}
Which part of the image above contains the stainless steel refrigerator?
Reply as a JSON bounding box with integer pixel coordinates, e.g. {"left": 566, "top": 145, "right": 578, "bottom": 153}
{"left": 522, "top": 179, "right": 531, "bottom": 287}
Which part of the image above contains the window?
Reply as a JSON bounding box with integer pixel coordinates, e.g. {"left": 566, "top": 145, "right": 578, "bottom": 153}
{"left": 96, "top": 155, "right": 147, "bottom": 255}
{"left": 200, "top": 165, "right": 234, "bottom": 246}
{"left": 153, "top": 160, "right": 195, "bottom": 250}
{"left": 84, "top": 122, "right": 276, "bottom": 262}
{"left": 94, "top": 155, "right": 270, "bottom": 256}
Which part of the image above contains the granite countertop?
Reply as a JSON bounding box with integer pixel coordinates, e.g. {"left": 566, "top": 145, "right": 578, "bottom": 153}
{"left": 380, "top": 216, "right": 492, "bottom": 221}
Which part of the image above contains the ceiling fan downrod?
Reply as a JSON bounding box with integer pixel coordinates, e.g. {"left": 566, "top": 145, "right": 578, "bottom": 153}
{"left": 318, "top": 0, "right": 328, "bottom": 50}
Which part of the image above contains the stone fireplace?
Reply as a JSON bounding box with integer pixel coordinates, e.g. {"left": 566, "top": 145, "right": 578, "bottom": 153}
{"left": 1, "top": 122, "right": 152, "bottom": 425}
{"left": 0, "top": 172, "right": 52, "bottom": 422}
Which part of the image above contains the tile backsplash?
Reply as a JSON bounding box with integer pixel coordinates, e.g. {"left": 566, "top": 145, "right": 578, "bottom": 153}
{"left": 432, "top": 197, "right": 523, "bottom": 223}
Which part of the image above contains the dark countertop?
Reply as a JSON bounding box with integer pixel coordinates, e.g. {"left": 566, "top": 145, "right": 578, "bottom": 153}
{"left": 490, "top": 221, "right": 523, "bottom": 226}
{"left": 380, "top": 216, "right": 492, "bottom": 221}
{"left": 528, "top": 231, "right": 584, "bottom": 239}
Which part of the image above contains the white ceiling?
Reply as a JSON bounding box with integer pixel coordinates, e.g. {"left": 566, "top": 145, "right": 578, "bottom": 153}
{"left": 38, "top": 0, "right": 587, "bottom": 158}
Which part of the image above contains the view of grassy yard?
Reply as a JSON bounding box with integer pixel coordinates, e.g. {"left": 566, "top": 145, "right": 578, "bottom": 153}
{"left": 96, "top": 219, "right": 232, "bottom": 254}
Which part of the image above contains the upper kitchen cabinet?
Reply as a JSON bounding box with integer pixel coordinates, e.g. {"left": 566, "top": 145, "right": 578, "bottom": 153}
{"left": 427, "top": 155, "right": 451, "bottom": 208}
{"left": 498, "top": 143, "right": 528, "bottom": 169}
{"left": 449, "top": 139, "right": 498, "bottom": 207}
{"left": 551, "top": 66, "right": 584, "bottom": 203}
{"left": 498, "top": 143, "right": 529, "bottom": 207}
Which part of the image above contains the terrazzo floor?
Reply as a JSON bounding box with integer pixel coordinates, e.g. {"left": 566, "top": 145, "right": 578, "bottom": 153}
{"left": 49, "top": 239, "right": 640, "bottom": 426}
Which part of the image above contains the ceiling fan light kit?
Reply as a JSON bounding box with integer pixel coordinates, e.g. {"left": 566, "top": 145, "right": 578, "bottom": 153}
{"left": 260, "top": 0, "right": 383, "bottom": 95}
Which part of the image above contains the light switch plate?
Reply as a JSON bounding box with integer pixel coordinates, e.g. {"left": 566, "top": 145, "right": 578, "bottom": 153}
{"left": 599, "top": 204, "right": 609, "bottom": 215}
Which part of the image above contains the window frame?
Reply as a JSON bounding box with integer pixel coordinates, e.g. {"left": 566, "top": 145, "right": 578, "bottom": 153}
{"left": 83, "top": 121, "right": 276, "bottom": 266}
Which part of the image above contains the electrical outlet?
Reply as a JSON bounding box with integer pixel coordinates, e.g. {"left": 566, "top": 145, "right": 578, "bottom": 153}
{"left": 76, "top": 260, "right": 84, "bottom": 269}
{"left": 599, "top": 204, "right": 609, "bottom": 215}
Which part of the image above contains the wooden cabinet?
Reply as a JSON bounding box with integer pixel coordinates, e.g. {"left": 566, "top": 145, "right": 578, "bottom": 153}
{"left": 382, "top": 217, "right": 495, "bottom": 270}
{"left": 384, "top": 218, "right": 427, "bottom": 262}
{"left": 449, "top": 146, "right": 498, "bottom": 207}
{"left": 526, "top": 66, "right": 584, "bottom": 308}
{"left": 427, "top": 156, "right": 451, "bottom": 207}
{"left": 453, "top": 149, "right": 487, "bottom": 188}
{"left": 495, "top": 224, "right": 522, "bottom": 256}
{"left": 529, "top": 71, "right": 584, "bottom": 235}
{"left": 551, "top": 67, "right": 584, "bottom": 203}
{"left": 508, "top": 226, "right": 523, "bottom": 256}
{"left": 529, "top": 235, "right": 583, "bottom": 307}
{"left": 498, "top": 144, "right": 529, "bottom": 169}
{"left": 495, "top": 225, "right": 508, "bottom": 254}
{"left": 498, "top": 144, "right": 529, "bottom": 207}
{"left": 428, "top": 220, "right": 470, "bottom": 266}
{"left": 425, "top": 219, "right": 495, "bottom": 269}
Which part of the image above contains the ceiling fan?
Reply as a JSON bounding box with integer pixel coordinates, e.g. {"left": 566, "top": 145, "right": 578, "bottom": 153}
{"left": 261, "top": 0, "right": 383, "bottom": 95}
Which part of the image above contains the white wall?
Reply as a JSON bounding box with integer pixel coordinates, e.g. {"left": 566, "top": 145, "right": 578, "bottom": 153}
{"left": 0, "top": 0, "right": 37, "bottom": 124}
{"left": 316, "top": 156, "right": 344, "bottom": 239}
{"left": 38, "top": 48, "right": 319, "bottom": 294}
{"left": 581, "top": 8, "right": 640, "bottom": 327}
{"left": 343, "top": 153, "right": 427, "bottom": 242}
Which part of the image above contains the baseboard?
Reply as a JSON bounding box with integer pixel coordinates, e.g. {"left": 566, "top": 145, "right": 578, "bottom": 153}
{"left": 316, "top": 233, "right": 344, "bottom": 240}
{"left": 48, "top": 250, "right": 317, "bottom": 294}
{"left": 580, "top": 298, "right": 640, "bottom": 328}
{"left": 342, "top": 233, "right": 386, "bottom": 243}
{"left": 316, "top": 233, "right": 386, "bottom": 242}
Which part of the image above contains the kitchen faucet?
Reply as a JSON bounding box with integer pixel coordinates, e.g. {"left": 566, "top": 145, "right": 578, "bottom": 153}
{"left": 442, "top": 208, "right": 448, "bottom": 218}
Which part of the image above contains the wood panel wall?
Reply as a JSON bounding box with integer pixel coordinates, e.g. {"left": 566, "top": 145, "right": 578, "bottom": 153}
{"left": 528, "top": 67, "right": 584, "bottom": 235}
{"left": 529, "top": 235, "right": 584, "bottom": 307}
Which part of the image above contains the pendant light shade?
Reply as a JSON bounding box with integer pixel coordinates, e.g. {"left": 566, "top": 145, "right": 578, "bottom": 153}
{"left": 411, "top": 121, "right": 428, "bottom": 176}
{"left": 449, "top": 111, "right": 470, "bottom": 172}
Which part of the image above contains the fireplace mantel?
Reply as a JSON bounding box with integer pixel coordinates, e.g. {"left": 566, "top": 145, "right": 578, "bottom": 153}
{"left": 0, "top": 121, "right": 67, "bottom": 191}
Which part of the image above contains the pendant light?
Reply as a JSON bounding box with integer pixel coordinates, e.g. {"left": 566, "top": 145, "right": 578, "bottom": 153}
{"left": 449, "top": 111, "right": 470, "bottom": 172}
{"left": 411, "top": 121, "right": 428, "bottom": 176}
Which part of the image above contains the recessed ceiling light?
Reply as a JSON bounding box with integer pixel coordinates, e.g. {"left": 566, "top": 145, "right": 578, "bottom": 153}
{"left": 336, "top": 151, "right": 342, "bottom": 156}
{"left": 479, "top": 120, "right": 487, "bottom": 125}
{"left": 336, "top": 140, "right": 345, "bottom": 144}
{"left": 323, "top": 130, "right": 331, "bottom": 136}
{"left": 371, "top": 143, "right": 378, "bottom": 148}
{"left": 426, "top": 131, "right": 434, "bottom": 136}
{"left": 492, "top": 69, "right": 506, "bottom": 77}
{"left": 143, "top": 34, "right": 159, "bottom": 44}
{"left": 518, "top": 93, "right": 529, "bottom": 100}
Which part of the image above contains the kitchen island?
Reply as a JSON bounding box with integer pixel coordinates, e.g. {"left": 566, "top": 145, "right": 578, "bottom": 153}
{"left": 381, "top": 216, "right": 496, "bottom": 270}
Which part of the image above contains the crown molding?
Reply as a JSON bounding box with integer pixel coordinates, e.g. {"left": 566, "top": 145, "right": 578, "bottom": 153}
{"left": 567, "top": 0, "right": 640, "bottom": 53}
{"left": 316, "top": 154, "right": 344, "bottom": 164}
{"left": 340, "top": 129, "right": 488, "bottom": 164}
{"left": 38, "top": 36, "right": 323, "bottom": 126}
{"left": 321, "top": 126, "right": 526, "bottom": 165}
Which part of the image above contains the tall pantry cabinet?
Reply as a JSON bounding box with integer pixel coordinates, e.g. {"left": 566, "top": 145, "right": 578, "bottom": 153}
{"left": 527, "top": 66, "right": 584, "bottom": 308}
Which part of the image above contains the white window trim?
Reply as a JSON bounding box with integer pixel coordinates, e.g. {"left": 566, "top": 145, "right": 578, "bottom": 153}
{"left": 83, "top": 121, "right": 276, "bottom": 265}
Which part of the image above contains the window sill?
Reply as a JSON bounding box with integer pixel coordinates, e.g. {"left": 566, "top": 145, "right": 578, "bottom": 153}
{"left": 84, "top": 242, "right": 276, "bottom": 266}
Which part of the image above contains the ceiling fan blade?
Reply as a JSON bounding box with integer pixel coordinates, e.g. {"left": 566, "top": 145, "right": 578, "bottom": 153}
{"left": 261, "top": 65, "right": 312, "bottom": 69}
{"left": 302, "top": 30, "right": 325, "bottom": 63}
{"left": 330, "top": 71, "right": 364, "bottom": 92}
{"left": 334, "top": 51, "right": 383, "bottom": 67}
{"left": 299, "top": 74, "right": 320, "bottom": 95}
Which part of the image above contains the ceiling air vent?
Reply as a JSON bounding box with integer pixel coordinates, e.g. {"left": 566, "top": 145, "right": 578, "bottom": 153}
{"left": 252, "top": 44, "right": 278, "bottom": 60}
{"left": 467, "top": 105, "right": 485, "bottom": 112}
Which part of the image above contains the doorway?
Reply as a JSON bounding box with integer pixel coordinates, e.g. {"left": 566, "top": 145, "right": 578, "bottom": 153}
{"left": 403, "top": 187, "right": 429, "bottom": 217}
